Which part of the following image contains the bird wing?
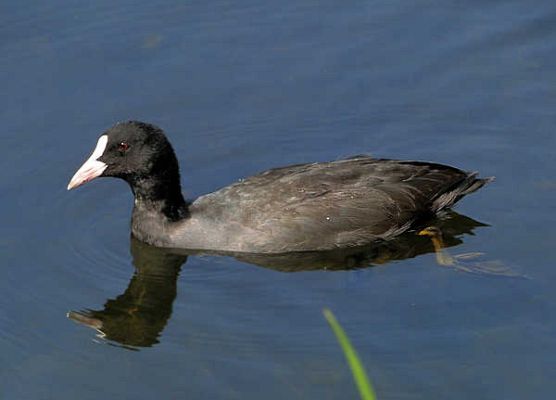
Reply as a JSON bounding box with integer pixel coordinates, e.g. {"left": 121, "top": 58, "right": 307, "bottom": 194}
{"left": 190, "top": 157, "right": 471, "bottom": 251}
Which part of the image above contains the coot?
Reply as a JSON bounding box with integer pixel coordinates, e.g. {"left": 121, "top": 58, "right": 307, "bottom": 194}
{"left": 68, "top": 121, "right": 492, "bottom": 253}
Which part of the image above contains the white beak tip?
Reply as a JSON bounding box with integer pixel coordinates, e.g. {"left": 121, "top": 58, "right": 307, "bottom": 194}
{"left": 66, "top": 135, "right": 109, "bottom": 192}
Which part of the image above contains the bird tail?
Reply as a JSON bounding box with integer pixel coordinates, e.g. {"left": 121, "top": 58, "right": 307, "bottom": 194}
{"left": 432, "top": 173, "right": 494, "bottom": 212}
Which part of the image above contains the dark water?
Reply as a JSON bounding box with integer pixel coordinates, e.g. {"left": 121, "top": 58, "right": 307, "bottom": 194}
{"left": 2, "top": 1, "right": 556, "bottom": 399}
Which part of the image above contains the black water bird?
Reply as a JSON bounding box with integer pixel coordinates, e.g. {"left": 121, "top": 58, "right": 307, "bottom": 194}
{"left": 68, "top": 121, "right": 493, "bottom": 253}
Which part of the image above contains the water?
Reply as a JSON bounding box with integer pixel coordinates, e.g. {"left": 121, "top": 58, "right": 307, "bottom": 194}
{"left": 2, "top": 1, "right": 556, "bottom": 398}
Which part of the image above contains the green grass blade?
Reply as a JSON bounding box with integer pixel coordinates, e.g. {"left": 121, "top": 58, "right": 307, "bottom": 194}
{"left": 323, "top": 308, "right": 377, "bottom": 400}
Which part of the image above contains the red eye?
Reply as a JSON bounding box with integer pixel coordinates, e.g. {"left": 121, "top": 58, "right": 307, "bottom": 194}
{"left": 118, "top": 142, "right": 129, "bottom": 152}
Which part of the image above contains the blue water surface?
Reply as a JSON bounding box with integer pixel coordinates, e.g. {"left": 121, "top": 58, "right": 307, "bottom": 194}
{"left": 1, "top": 1, "right": 556, "bottom": 399}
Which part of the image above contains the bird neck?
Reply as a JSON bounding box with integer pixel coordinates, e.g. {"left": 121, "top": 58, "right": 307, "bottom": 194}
{"left": 130, "top": 174, "right": 189, "bottom": 222}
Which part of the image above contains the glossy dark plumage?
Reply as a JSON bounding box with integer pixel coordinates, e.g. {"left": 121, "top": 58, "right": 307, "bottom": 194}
{"left": 68, "top": 121, "right": 493, "bottom": 253}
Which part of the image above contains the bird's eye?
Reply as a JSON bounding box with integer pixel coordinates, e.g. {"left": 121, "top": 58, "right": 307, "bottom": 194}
{"left": 118, "top": 142, "right": 130, "bottom": 152}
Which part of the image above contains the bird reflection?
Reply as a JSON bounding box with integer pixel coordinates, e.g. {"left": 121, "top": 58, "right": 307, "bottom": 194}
{"left": 68, "top": 210, "right": 487, "bottom": 348}
{"left": 68, "top": 239, "right": 187, "bottom": 349}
